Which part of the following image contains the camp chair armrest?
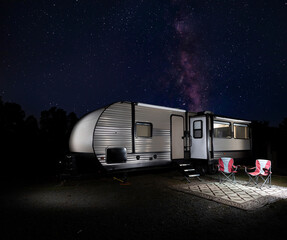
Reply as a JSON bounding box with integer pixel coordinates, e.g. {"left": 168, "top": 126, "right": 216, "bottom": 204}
{"left": 245, "top": 166, "right": 256, "bottom": 172}
{"left": 263, "top": 168, "right": 271, "bottom": 174}
{"left": 232, "top": 165, "right": 240, "bottom": 171}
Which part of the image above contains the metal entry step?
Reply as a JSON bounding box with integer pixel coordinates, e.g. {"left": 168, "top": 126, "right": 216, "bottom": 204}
{"left": 175, "top": 160, "right": 200, "bottom": 182}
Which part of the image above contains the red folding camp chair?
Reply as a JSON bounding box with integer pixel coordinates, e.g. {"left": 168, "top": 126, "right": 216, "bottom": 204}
{"left": 218, "top": 157, "right": 239, "bottom": 183}
{"left": 245, "top": 159, "right": 272, "bottom": 188}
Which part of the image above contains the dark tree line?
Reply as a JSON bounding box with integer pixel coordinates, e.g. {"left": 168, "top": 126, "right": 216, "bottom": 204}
{"left": 1, "top": 96, "right": 287, "bottom": 181}
{"left": 0, "top": 97, "right": 78, "bottom": 181}
{"left": 251, "top": 120, "right": 287, "bottom": 172}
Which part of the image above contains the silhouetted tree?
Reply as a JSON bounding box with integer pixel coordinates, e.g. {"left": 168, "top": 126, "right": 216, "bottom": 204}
{"left": 1, "top": 102, "right": 25, "bottom": 134}
{"left": 251, "top": 120, "right": 285, "bottom": 170}
{"left": 0, "top": 97, "right": 78, "bottom": 180}
{"left": 251, "top": 121, "right": 270, "bottom": 159}
{"left": 22, "top": 115, "right": 40, "bottom": 176}
{"left": 39, "top": 107, "right": 78, "bottom": 176}
{"left": 0, "top": 98, "right": 26, "bottom": 177}
{"left": 279, "top": 118, "right": 287, "bottom": 130}
{"left": 66, "top": 112, "right": 78, "bottom": 149}
{"left": 2, "top": 95, "right": 285, "bottom": 178}
{"left": 278, "top": 118, "right": 287, "bottom": 169}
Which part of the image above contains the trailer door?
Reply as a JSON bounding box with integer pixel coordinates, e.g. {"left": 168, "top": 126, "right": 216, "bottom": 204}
{"left": 171, "top": 115, "right": 184, "bottom": 159}
{"left": 190, "top": 116, "right": 207, "bottom": 159}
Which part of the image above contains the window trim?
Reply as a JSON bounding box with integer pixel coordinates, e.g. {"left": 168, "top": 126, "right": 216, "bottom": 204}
{"left": 193, "top": 120, "right": 203, "bottom": 139}
{"left": 213, "top": 120, "right": 232, "bottom": 139}
{"left": 234, "top": 123, "right": 249, "bottom": 139}
{"left": 135, "top": 122, "right": 153, "bottom": 138}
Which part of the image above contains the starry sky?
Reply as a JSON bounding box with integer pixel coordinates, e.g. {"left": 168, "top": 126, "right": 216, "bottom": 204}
{"left": 0, "top": 0, "right": 286, "bottom": 126}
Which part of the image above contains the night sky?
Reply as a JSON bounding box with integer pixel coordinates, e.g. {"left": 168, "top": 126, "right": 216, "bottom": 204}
{"left": 1, "top": 0, "right": 286, "bottom": 126}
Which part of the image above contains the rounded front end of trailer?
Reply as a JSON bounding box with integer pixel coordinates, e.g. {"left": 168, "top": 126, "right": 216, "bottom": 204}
{"left": 66, "top": 109, "right": 106, "bottom": 174}
{"left": 69, "top": 109, "right": 104, "bottom": 154}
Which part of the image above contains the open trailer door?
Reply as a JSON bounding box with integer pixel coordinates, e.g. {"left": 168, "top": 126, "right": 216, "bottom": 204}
{"left": 171, "top": 115, "right": 185, "bottom": 160}
{"left": 190, "top": 116, "right": 208, "bottom": 160}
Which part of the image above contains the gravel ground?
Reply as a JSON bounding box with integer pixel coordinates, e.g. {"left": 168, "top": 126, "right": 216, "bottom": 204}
{"left": 1, "top": 169, "right": 287, "bottom": 240}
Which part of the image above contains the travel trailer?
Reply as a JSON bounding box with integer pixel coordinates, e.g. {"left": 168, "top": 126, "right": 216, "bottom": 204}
{"left": 67, "top": 101, "right": 252, "bottom": 175}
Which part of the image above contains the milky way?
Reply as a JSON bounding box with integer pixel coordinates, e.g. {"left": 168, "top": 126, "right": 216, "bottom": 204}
{"left": 0, "top": 0, "right": 286, "bottom": 126}
{"left": 162, "top": 1, "right": 209, "bottom": 112}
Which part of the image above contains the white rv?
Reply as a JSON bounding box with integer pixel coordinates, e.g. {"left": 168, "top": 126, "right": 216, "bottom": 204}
{"left": 67, "top": 101, "right": 251, "bottom": 174}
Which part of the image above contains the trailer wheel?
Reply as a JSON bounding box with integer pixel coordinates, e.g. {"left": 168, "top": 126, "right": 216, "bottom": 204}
{"left": 207, "top": 163, "right": 218, "bottom": 175}
{"left": 201, "top": 165, "right": 207, "bottom": 176}
{"left": 196, "top": 164, "right": 207, "bottom": 176}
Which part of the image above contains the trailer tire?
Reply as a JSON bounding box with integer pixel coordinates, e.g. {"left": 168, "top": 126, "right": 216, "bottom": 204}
{"left": 207, "top": 163, "right": 218, "bottom": 175}
{"left": 196, "top": 164, "right": 207, "bottom": 176}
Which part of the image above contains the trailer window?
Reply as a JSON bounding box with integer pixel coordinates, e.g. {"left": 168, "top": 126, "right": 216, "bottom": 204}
{"left": 136, "top": 122, "right": 152, "bottom": 138}
{"left": 193, "top": 120, "right": 202, "bottom": 138}
{"left": 213, "top": 121, "right": 231, "bottom": 138}
{"left": 234, "top": 123, "right": 249, "bottom": 139}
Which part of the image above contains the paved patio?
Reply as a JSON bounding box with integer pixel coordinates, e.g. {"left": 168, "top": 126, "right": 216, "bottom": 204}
{"left": 172, "top": 180, "right": 287, "bottom": 210}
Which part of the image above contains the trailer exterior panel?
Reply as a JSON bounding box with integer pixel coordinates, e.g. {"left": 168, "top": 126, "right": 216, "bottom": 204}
{"left": 212, "top": 116, "right": 252, "bottom": 161}
{"left": 93, "top": 102, "right": 132, "bottom": 155}
{"left": 67, "top": 101, "right": 253, "bottom": 173}
{"left": 91, "top": 102, "right": 186, "bottom": 171}
{"left": 134, "top": 104, "right": 185, "bottom": 154}
{"left": 69, "top": 109, "right": 104, "bottom": 153}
